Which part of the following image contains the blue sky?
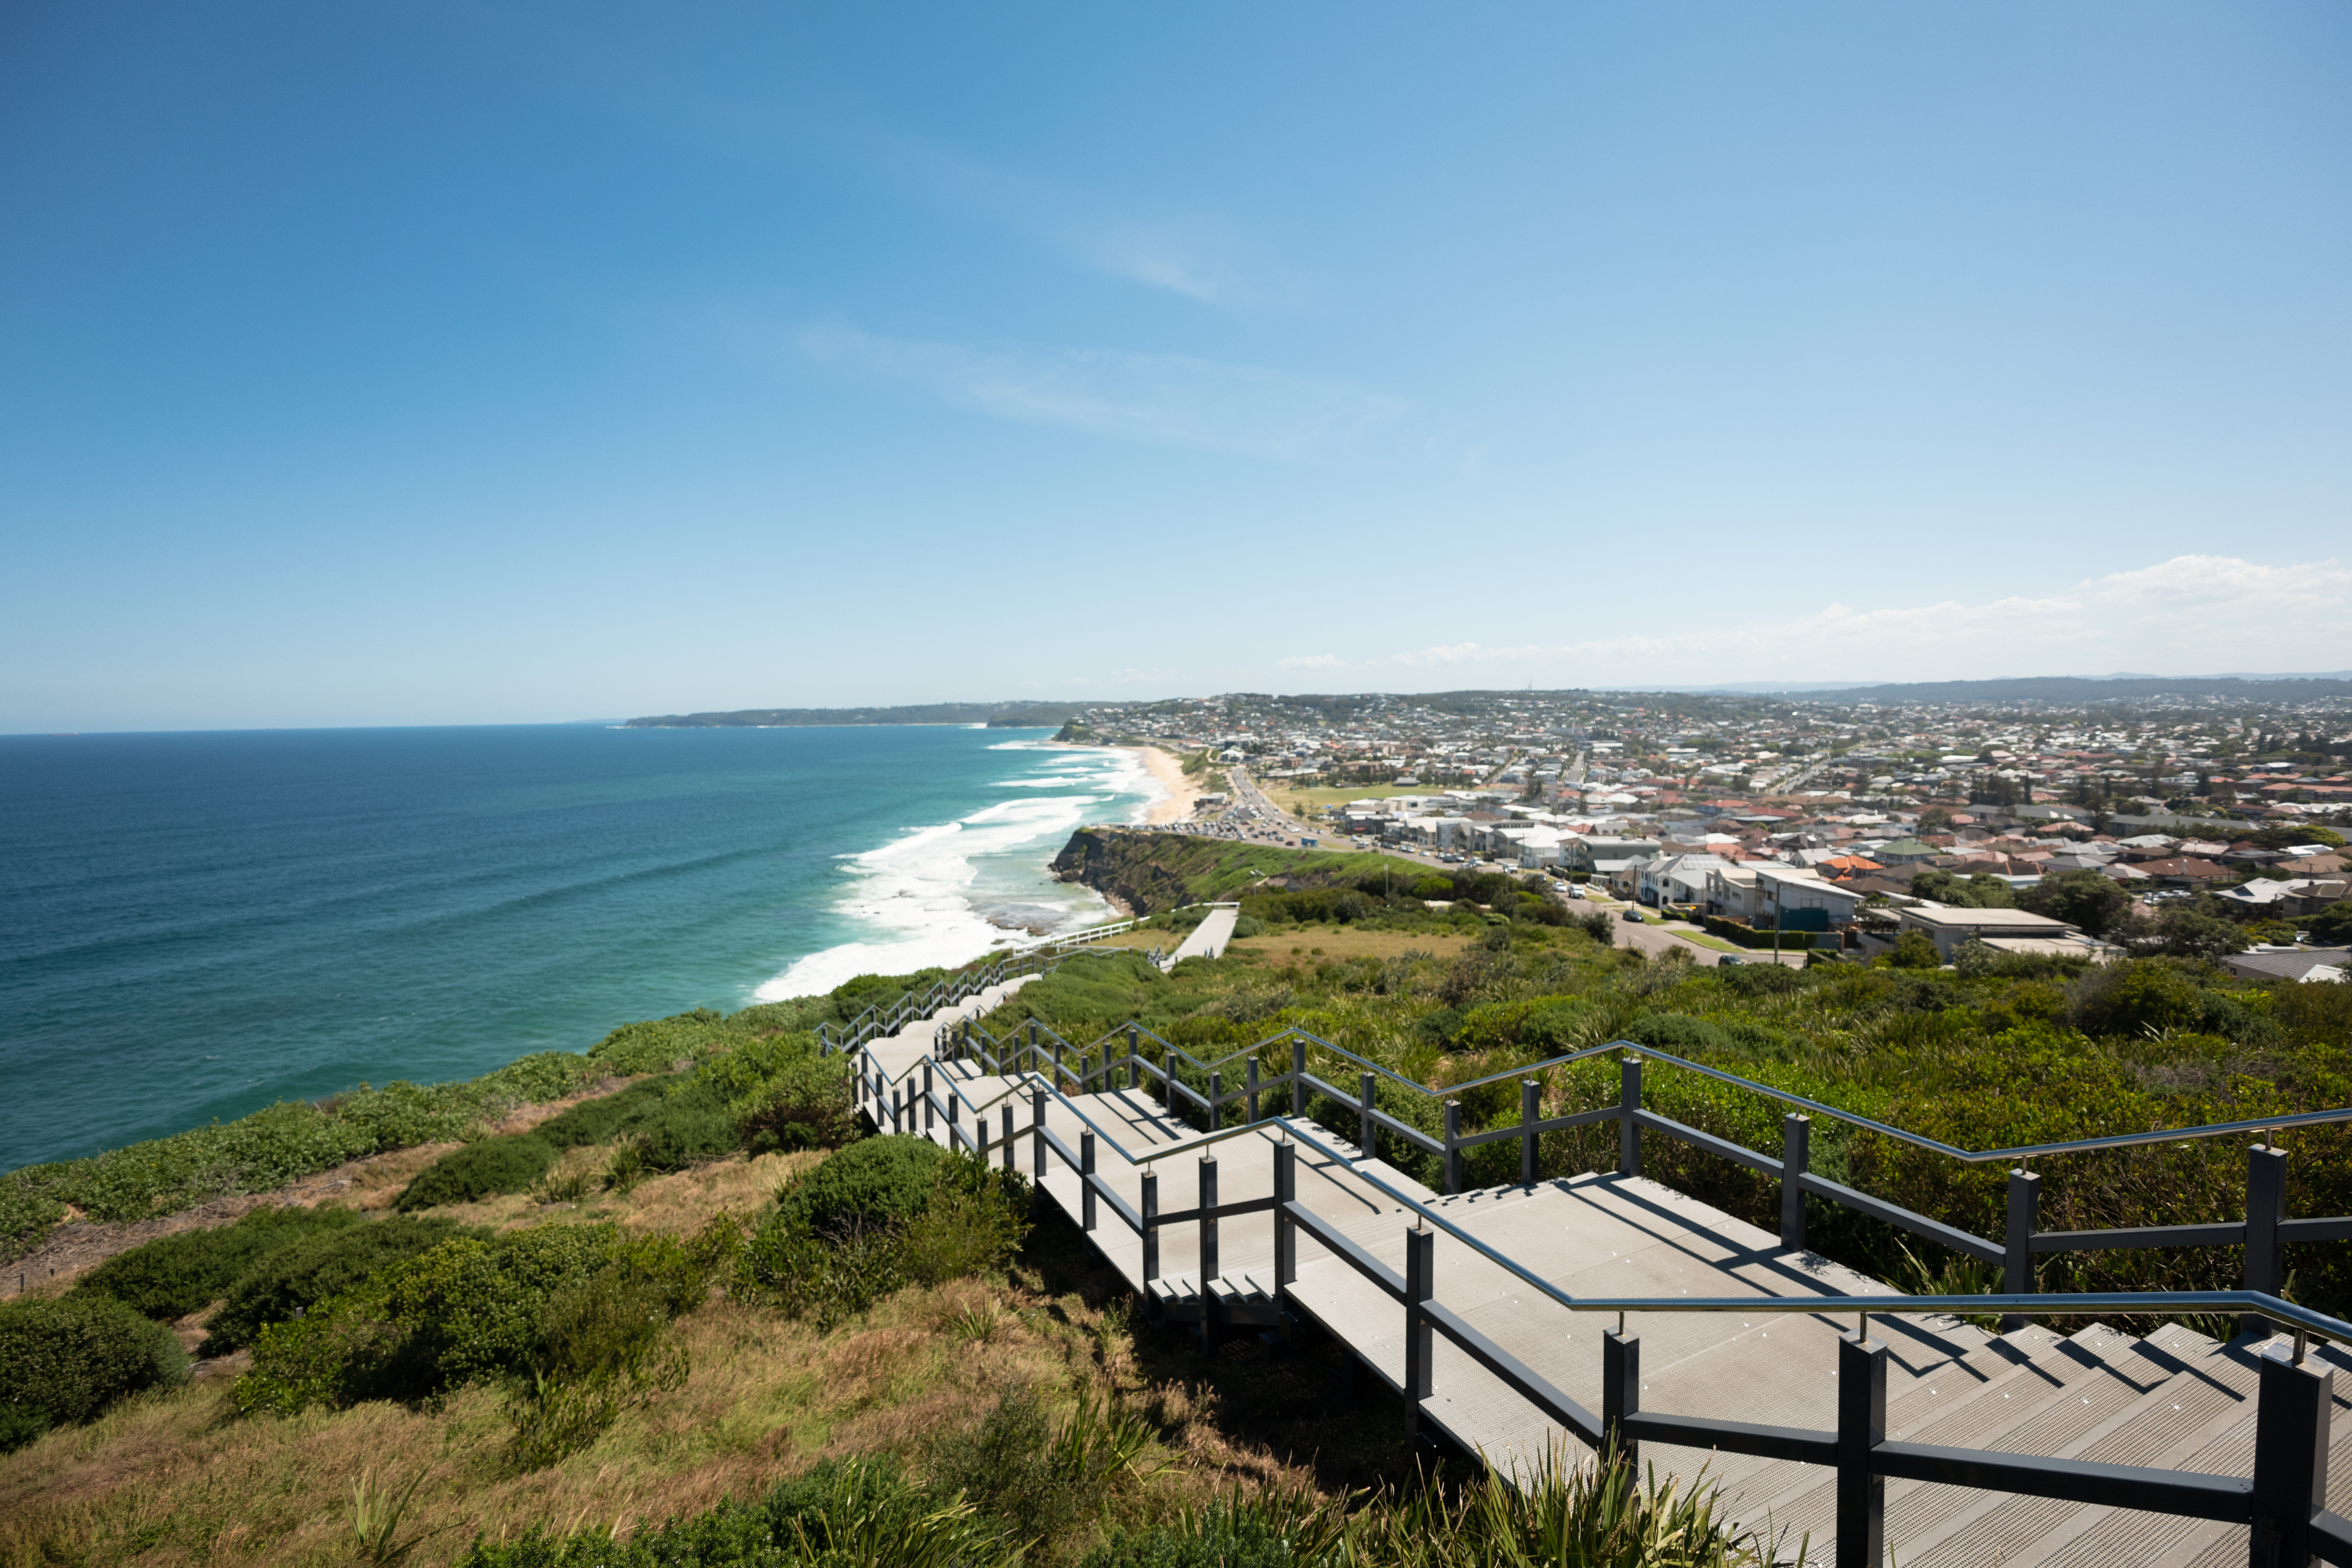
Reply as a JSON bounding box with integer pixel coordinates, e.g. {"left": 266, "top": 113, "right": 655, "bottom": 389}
{"left": 3, "top": 2, "right": 2348, "bottom": 729}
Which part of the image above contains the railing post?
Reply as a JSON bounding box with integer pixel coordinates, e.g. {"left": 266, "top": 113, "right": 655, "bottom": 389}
{"left": 1781, "top": 1114, "right": 1810, "bottom": 1254}
{"left": 1141, "top": 1169, "right": 1160, "bottom": 1287}
{"left": 1080, "top": 1131, "right": 1097, "bottom": 1232}
{"left": 1619, "top": 1056, "right": 1643, "bottom": 1177}
{"left": 1026, "top": 1020, "right": 1038, "bottom": 1074}
{"left": 1405, "top": 1225, "right": 1436, "bottom": 1445}
{"left": 1444, "top": 1100, "right": 1463, "bottom": 1194}
{"left": 1247, "top": 1058, "right": 1261, "bottom": 1123}
{"left": 1198, "top": 1154, "right": 1220, "bottom": 1284}
{"left": 1209, "top": 1071, "right": 1223, "bottom": 1133}
{"left": 1836, "top": 1331, "right": 1887, "bottom": 1568}
{"left": 1274, "top": 1140, "right": 1297, "bottom": 1294}
{"left": 891, "top": 1085, "right": 902, "bottom": 1136}
{"left": 2245, "top": 1143, "right": 2287, "bottom": 1338}
{"left": 2002, "top": 1168, "right": 2041, "bottom": 1332}
{"left": 1000, "top": 1105, "right": 1014, "bottom": 1172}
{"left": 1127, "top": 1025, "right": 1141, "bottom": 1091}
{"left": 1052, "top": 1035, "right": 1065, "bottom": 1092}
{"left": 923, "top": 1062, "right": 935, "bottom": 1135}
{"left": 1602, "top": 1326, "right": 1639, "bottom": 1469}
{"left": 1359, "top": 1072, "right": 1377, "bottom": 1161}
{"left": 1031, "top": 1084, "right": 1047, "bottom": 1183}
{"left": 1520, "top": 1080, "right": 1541, "bottom": 1187}
{"left": 948, "top": 1093, "right": 961, "bottom": 1152}
{"left": 2251, "top": 1346, "right": 2334, "bottom": 1566}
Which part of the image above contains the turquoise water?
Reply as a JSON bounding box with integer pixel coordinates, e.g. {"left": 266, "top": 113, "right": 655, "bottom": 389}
{"left": 0, "top": 724, "right": 1154, "bottom": 1170}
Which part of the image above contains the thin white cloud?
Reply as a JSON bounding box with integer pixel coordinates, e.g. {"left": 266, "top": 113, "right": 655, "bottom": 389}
{"left": 1278, "top": 556, "right": 2352, "bottom": 686}
{"left": 893, "top": 145, "right": 1290, "bottom": 307}
{"left": 795, "top": 323, "right": 1409, "bottom": 459}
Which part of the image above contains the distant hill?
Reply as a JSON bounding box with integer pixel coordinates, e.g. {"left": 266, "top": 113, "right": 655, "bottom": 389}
{"left": 1757, "top": 675, "right": 2352, "bottom": 706}
{"left": 624, "top": 702, "right": 1098, "bottom": 729}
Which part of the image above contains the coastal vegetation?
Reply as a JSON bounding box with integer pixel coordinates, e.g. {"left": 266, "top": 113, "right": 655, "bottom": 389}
{"left": 2, "top": 836, "right": 2347, "bottom": 1566}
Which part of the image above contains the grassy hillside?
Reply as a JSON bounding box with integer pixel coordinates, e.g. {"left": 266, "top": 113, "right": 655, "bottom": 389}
{"left": 5, "top": 840, "right": 2348, "bottom": 1568}
{"left": 1051, "top": 828, "right": 1419, "bottom": 915}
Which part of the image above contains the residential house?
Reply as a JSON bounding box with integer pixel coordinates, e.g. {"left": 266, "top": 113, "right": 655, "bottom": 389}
{"left": 1641, "top": 852, "right": 1729, "bottom": 909}
{"left": 1757, "top": 866, "right": 1864, "bottom": 929}
{"left": 1894, "top": 906, "right": 2090, "bottom": 962}
{"left": 1565, "top": 836, "right": 1660, "bottom": 877}
{"left": 2220, "top": 947, "right": 2352, "bottom": 984}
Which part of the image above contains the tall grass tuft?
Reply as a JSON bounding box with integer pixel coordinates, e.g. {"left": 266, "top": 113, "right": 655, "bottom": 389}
{"left": 1355, "top": 1443, "right": 1800, "bottom": 1568}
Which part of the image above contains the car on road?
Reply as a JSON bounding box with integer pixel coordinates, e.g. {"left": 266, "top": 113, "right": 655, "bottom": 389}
{"left": 1717, "top": 955, "right": 1744, "bottom": 965}
{"left": 1622, "top": 908, "right": 1645, "bottom": 923}
{"left": 1566, "top": 884, "right": 1586, "bottom": 900}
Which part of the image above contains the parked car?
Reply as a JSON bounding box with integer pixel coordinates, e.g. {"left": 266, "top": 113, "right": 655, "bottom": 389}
{"left": 1622, "top": 908, "right": 1645, "bottom": 923}
{"left": 1567, "top": 885, "right": 1586, "bottom": 900}
{"left": 1718, "top": 955, "right": 1744, "bottom": 965}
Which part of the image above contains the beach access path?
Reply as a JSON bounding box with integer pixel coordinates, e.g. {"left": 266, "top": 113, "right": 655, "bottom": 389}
{"left": 1165, "top": 906, "right": 1237, "bottom": 965}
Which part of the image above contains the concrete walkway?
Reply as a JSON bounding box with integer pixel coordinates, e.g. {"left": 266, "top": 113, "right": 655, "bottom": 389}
{"left": 1166, "top": 906, "right": 1238, "bottom": 966}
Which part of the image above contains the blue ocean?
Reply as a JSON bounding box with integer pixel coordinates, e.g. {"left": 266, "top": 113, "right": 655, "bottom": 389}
{"left": 0, "top": 725, "right": 1155, "bottom": 1171}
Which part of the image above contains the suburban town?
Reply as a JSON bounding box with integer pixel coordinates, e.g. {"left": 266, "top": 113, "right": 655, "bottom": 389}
{"left": 1060, "top": 684, "right": 2352, "bottom": 981}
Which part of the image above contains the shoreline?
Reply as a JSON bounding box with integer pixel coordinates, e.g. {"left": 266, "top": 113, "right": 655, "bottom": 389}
{"left": 1127, "top": 744, "right": 1202, "bottom": 825}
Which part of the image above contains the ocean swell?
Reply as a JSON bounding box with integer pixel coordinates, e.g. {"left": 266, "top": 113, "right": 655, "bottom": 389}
{"left": 753, "top": 741, "right": 1158, "bottom": 1000}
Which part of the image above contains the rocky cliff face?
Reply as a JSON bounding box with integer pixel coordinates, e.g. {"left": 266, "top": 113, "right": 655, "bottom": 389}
{"left": 1049, "top": 828, "right": 1197, "bottom": 915}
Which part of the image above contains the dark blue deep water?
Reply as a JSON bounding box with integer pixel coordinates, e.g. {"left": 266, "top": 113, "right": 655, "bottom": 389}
{"left": 0, "top": 725, "right": 1149, "bottom": 1170}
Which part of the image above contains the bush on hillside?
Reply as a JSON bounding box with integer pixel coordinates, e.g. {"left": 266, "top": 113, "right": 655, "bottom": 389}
{"left": 0, "top": 1295, "right": 188, "bottom": 1450}
{"left": 201, "top": 1215, "right": 482, "bottom": 1354}
{"left": 699, "top": 1035, "right": 856, "bottom": 1153}
{"left": 773, "top": 1136, "right": 950, "bottom": 1233}
{"left": 236, "top": 1221, "right": 718, "bottom": 1415}
{"left": 739, "top": 1145, "right": 1029, "bottom": 1329}
{"left": 70, "top": 1205, "right": 365, "bottom": 1320}
{"left": 396, "top": 1136, "right": 558, "bottom": 1212}
{"left": 0, "top": 1051, "right": 595, "bottom": 1266}
{"left": 534, "top": 1076, "right": 742, "bottom": 1170}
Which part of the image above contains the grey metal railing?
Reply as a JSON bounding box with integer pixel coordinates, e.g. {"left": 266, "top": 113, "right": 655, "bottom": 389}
{"left": 881, "top": 999, "right": 2352, "bottom": 1341}
{"left": 845, "top": 963, "right": 2352, "bottom": 1567}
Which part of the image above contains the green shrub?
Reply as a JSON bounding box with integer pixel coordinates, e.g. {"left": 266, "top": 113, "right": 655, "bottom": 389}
{"left": 70, "top": 1205, "right": 365, "bottom": 1320}
{"left": 503, "top": 1267, "right": 690, "bottom": 1471}
{"left": 0, "top": 1296, "right": 188, "bottom": 1448}
{"left": 396, "top": 1137, "right": 558, "bottom": 1212}
{"left": 1887, "top": 929, "right": 1940, "bottom": 968}
{"left": 739, "top": 1147, "right": 1029, "bottom": 1329}
{"left": 534, "top": 1076, "right": 743, "bottom": 1169}
{"left": 201, "top": 1216, "right": 481, "bottom": 1354}
{"left": 775, "top": 1136, "right": 949, "bottom": 1232}
{"left": 235, "top": 1222, "right": 707, "bottom": 1414}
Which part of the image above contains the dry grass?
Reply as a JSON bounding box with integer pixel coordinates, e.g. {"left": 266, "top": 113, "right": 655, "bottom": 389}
{"left": 1233, "top": 925, "right": 1473, "bottom": 963}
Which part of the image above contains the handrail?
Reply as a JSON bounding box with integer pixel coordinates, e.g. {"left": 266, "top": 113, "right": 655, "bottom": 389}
{"left": 1553, "top": 1289, "right": 2352, "bottom": 1342}
{"left": 944, "top": 994, "right": 2352, "bottom": 1167}
{"left": 1629, "top": 1045, "right": 2352, "bottom": 1163}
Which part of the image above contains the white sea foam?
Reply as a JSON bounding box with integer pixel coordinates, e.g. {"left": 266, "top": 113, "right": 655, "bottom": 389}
{"left": 754, "top": 742, "right": 1159, "bottom": 1001}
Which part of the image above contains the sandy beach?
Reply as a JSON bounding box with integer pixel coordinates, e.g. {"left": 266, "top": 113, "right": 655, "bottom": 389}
{"left": 1129, "top": 745, "right": 1203, "bottom": 824}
